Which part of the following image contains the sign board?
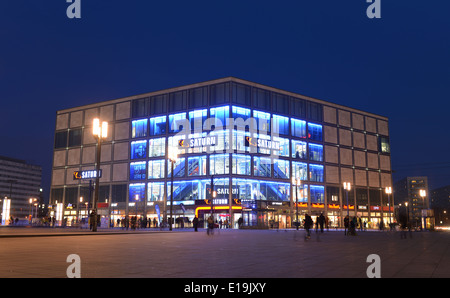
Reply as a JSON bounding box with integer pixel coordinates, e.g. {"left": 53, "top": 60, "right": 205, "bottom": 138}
{"left": 178, "top": 135, "right": 218, "bottom": 149}
{"left": 73, "top": 170, "right": 102, "bottom": 180}
{"left": 245, "top": 136, "right": 280, "bottom": 150}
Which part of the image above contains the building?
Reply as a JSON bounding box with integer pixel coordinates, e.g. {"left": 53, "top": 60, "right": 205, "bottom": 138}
{"left": 49, "top": 77, "right": 393, "bottom": 229}
{"left": 394, "top": 176, "right": 431, "bottom": 229}
{"left": 430, "top": 185, "right": 450, "bottom": 227}
{"left": 0, "top": 155, "right": 43, "bottom": 224}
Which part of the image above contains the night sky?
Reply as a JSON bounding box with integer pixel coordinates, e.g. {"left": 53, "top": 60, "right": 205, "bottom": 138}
{"left": 1, "top": 1, "right": 449, "bottom": 201}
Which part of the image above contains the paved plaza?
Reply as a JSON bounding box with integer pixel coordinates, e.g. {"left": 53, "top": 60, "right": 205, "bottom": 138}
{"left": 0, "top": 227, "right": 449, "bottom": 279}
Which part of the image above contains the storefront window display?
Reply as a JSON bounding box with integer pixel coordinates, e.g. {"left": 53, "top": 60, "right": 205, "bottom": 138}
{"left": 131, "top": 140, "right": 147, "bottom": 160}
{"left": 291, "top": 118, "right": 307, "bottom": 138}
{"left": 232, "top": 154, "right": 251, "bottom": 175}
{"left": 210, "top": 106, "right": 230, "bottom": 129}
{"left": 310, "top": 185, "right": 325, "bottom": 204}
{"left": 188, "top": 155, "right": 207, "bottom": 176}
{"left": 308, "top": 123, "right": 323, "bottom": 141}
{"left": 309, "top": 143, "right": 323, "bottom": 162}
{"left": 129, "top": 183, "right": 145, "bottom": 202}
{"left": 147, "top": 182, "right": 164, "bottom": 202}
{"left": 292, "top": 161, "right": 308, "bottom": 181}
{"left": 132, "top": 119, "right": 148, "bottom": 138}
{"left": 253, "top": 156, "right": 272, "bottom": 177}
{"left": 148, "top": 137, "right": 165, "bottom": 157}
{"left": 274, "top": 159, "right": 290, "bottom": 179}
{"left": 292, "top": 140, "right": 307, "bottom": 159}
{"left": 169, "top": 112, "right": 187, "bottom": 133}
{"left": 130, "top": 161, "right": 146, "bottom": 180}
{"left": 210, "top": 154, "right": 230, "bottom": 175}
{"left": 167, "top": 157, "right": 185, "bottom": 178}
{"left": 149, "top": 116, "right": 166, "bottom": 136}
{"left": 148, "top": 159, "right": 165, "bottom": 179}
{"left": 309, "top": 164, "right": 324, "bottom": 182}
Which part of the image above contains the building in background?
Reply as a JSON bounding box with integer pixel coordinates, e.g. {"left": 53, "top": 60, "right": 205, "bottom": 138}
{"left": 430, "top": 185, "right": 450, "bottom": 227}
{"left": 0, "top": 155, "right": 43, "bottom": 224}
{"left": 394, "top": 176, "right": 432, "bottom": 229}
{"left": 49, "top": 77, "right": 393, "bottom": 229}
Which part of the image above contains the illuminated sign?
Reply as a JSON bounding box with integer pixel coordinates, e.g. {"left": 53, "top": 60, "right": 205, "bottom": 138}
{"left": 178, "top": 136, "right": 218, "bottom": 148}
{"left": 245, "top": 137, "right": 280, "bottom": 150}
{"left": 73, "top": 170, "right": 102, "bottom": 180}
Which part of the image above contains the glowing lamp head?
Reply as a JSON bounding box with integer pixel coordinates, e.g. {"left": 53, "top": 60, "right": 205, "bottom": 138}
{"left": 343, "top": 182, "right": 351, "bottom": 191}
{"left": 93, "top": 118, "right": 108, "bottom": 138}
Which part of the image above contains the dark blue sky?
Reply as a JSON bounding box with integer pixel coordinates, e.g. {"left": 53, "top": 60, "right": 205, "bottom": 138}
{"left": 1, "top": 1, "right": 449, "bottom": 199}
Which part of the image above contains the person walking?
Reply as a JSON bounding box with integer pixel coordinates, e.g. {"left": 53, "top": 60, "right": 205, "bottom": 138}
{"left": 344, "top": 215, "right": 349, "bottom": 235}
{"left": 207, "top": 216, "right": 214, "bottom": 235}
{"left": 318, "top": 213, "right": 325, "bottom": 233}
{"left": 304, "top": 214, "right": 313, "bottom": 239}
{"left": 193, "top": 216, "right": 199, "bottom": 232}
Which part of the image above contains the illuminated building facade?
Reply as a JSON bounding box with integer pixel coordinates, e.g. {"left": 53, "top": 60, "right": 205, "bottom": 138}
{"left": 50, "top": 77, "right": 393, "bottom": 228}
{"left": 0, "top": 155, "right": 42, "bottom": 223}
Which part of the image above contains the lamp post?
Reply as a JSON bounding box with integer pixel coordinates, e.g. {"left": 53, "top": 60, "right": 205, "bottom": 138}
{"left": 385, "top": 187, "right": 392, "bottom": 228}
{"left": 292, "top": 177, "right": 301, "bottom": 230}
{"left": 168, "top": 146, "right": 178, "bottom": 231}
{"left": 343, "top": 182, "right": 351, "bottom": 218}
{"left": 92, "top": 118, "right": 108, "bottom": 232}
{"left": 419, "top": 189, "right": 426, "bottom": 229}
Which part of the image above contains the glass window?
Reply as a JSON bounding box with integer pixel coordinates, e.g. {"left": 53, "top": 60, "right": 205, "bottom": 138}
{"left": 292, "top": 161, "right": 307, "bottom": 181}
{"left": 232, "top": 154, "right": 251, "bottom": 175}
{"left": 273, "top": 136, "right": 289, "bottom": 157}
{"left": 379, "top": 137, "right": 390, "bottom": 153}
{"left": 210, "top": 83, "right": 230, "bottom": 106}
{"left": 131, "top": 140, "right": 147, "bottom": 159}
{"left": 130, "top": 161, "right": 146, "bottom": 180}
{"left": 111, "top": 184, "right": 127, "bottom": 203}
{"left": 188, "top": 156, "right": 207, "bottom": 176}
{"left": 209, "top": 130, "right": 229, "bottom": 153}
{"left": 274, "top": 159, "right": 290, "bottom": 179}
{"left": 129, "top": 183, "right": 145, "bottom": 202}
{"left": 272, "top": 93, "right": 289, "bottom": 114}
{"left": 132, "top": 98, "right": 149, "bottom": 118}
{"left": 189, "top": 87, "right": 208, "bottom": 108}
{"left": 149, "top": 94, "right": 167, "bottom": 115}
{"left": 310, "top": 185, "right": 325, "bottom": 204}
{"left": 308, "top": 102, "right": 323, "bottom": 122}
{"left": 186, "top": 132, "right": 208, "bottom": 154}
{"left": 291, "top": 118, "right": 307, "bottom": 138}
{"left": 168, "top": 134, "right": 186, "bottom": 155}
{"left": 54, "top": 131, "right": 68, "bottom": 149}
{"left": 308, "top": 123, "right": 323, "bottom": 141}
{"left": 309, "top": 143, "right": 323, "bottom": 162}
{"left": 147, "top": 182, "right": 164, "bottom": 202}
{"left": 253, "top": 110, "right": 271, "bottom": 133}
{"left": 189, "top": 109, "right": 207, "bottom": 132}
{"left": 210, "top": 106, "right": 230, "bottom": 129}
{"left": 149, "top": 116, "right": 166, "bottom": 136}
{"left": 291, "top": 98, "right": 306, "bottom": 119}
{"left": 253, "top": 88, "right": 271, "bottom": 110}
{"left": 293, "top": 184, "right": 308, "bottom": 203}
{"left": 231, "top": 83, "right": 251, "bottom": 106}
{"left": 168, "top": 179, "right": 211, "bottom": 202}
{"left": 259, "top": 181, "right": 290, "bottom": 201}
{"left": 148, "top": 137, "right": 166, "bottom": 157}
{"left": 169, "top": 112, "right": 187, "bottom": 133}
{"left": 167, "top": 157, "right": 185, "bottom": 178}
{"left": 132, "top": 119, "right": 148, "bottom": 138}
{"left": 292, "top": 140, "right": 307, "bottom": 159}
{"left": 232, "top": 130, "right": 250, "bottom": 153}
{"left": 68, "top": 129, "right": 82, "bottom": 147}
{"left": 309, "top": 164, "right": 324, "bottom": 182}
{"left": 210, "top": 154, "right": 230, "bottom": 175}
{"left": 148, "top": 159, "right": 165, "bottom": 179}
{"left": 253, "top": 156, "right": 272, "bottom": 177}
{"left": 272, "top": 114, "right": 289, "bottom": 135}
{"left": 169, "top": 91, "right": 187, "bottom": 112}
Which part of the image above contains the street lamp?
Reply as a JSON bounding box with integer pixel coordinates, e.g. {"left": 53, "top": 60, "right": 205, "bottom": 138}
{"left": 168, "top": 146, "right": 178, "bottom": 231}
{"left": 92, "top": 118, "right": 108, "bottom": 232}
{"left": 292, "top": 177, "right": 301, "bottom": 230}
{"left": 385, "top": 187, "right": 392, "bottom": 227}
{"left": 419, "top": 189, "right": 426, "bottom": 229}
{"left": 343, "top": 182, "right": 351, "bottom": 217}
